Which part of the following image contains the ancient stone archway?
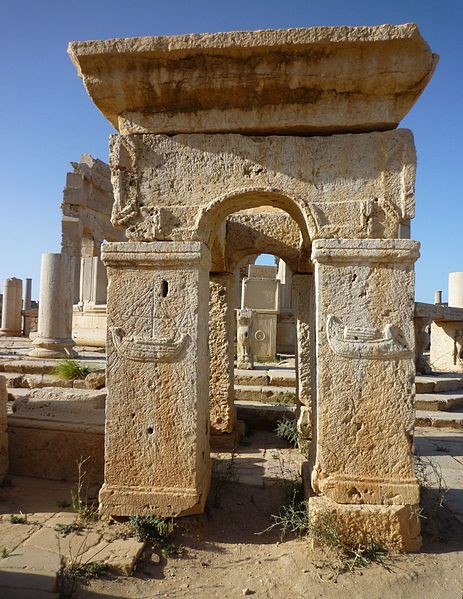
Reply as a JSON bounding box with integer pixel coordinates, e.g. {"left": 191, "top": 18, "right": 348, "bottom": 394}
{"left": 69, "top": 24, "right": 436, "bottom": 550}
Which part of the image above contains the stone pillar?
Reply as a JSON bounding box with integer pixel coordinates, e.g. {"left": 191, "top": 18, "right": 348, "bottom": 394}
{"left": 309, "top": 239, "right": 421, "bottom": 552}
{"left": 23, "top": 278, "right": 32, "bottom": 310}
{"left": 209, "top": 273, "right": 236, "bottom": 434}
{"left": 79, "top": 256, "right": 108, "bottom": 306}
{"left": 29, "top": 254, "right": 76, "bottom": 358}
{"left": 0, "top": 376, "right": 8, "bottom": 483}
{"left": 0, "top": 278, "right": 23, "bottom": 337}
{"left": 23, "top": 278, "right": 32, "bottom": 336}
{"left": 293, "top": 274, "right": 314, "bottom": 442}
{"left": 414, "top": 317, "right": 432, "bottom": 374}
{"left": 236, "top": 308, "right": 254, "bottom": 369}
{"left": 99, "top": 241, "right": 211, "bottom": 517}
{"left": 449, "top": 273, "right": 463, "bottom": 308}
{"left": 430, "top": 321, "right": 463, "bottom": 373}
{"left": 434, "top": 290, "right": 442, "bottom": 305}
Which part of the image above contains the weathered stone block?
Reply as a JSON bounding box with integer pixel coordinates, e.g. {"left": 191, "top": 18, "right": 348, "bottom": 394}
{"left": 68, "top": 25, "right": 436, "bottom": 136}
{"left": 209, "top": 273, "right": 236, "bottom": 434}
{"left": 308, "top": 496, "right": 421, "bottom": 552}
{"left": 312, "top": 240, "right": 420, "bottom": 506}
{"left": 0, "top": 375, "right": 8, "bottom": 482}
{"left": 100, "top": 241, "right": 211, "bottom": 517}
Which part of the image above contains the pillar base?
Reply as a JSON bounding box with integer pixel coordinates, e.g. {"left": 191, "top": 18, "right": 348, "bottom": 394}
{"left": 308, "top": 496, "right": 422, "bottom": 553}
{"left": 99, "top": 480, "right": 210, "bottom": 518}
{"left": 210, "top": 420, "right": 246, "bottom": 451}
{"left": 29, "top": 337, "right": 77, "bottom": 359}
{"left": 0, "top": 329, "right": 22, "bottom": 337}
{"left": 236, "top": 361, "right": 253, "bottom": 370}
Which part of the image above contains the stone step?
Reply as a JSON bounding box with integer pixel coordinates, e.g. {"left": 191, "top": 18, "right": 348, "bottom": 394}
{"left": 416, "top": 409, "right": 463, "bottom": 429}
{"left": 235, "top": 400, "right": 296, "bottom": 431}
{"left": 1, "top": 371, "right": 91, "bottom": 390}
{"left": 0, "top": 358, "right": 105, "bottom": 376}
{"left": 415, "top": 392, "right": 463, "bottom": 412}
{"left": 234, "top": 368, "right": 297, "bottom": 388}
{"left": 268, "top": 369, "right": 297, "bottom": 387}
{"left": 234, "top": 384, "right": 296, "bottom": 404}
{"left": 415, "top": 375, "right": 463, "bottom": 394}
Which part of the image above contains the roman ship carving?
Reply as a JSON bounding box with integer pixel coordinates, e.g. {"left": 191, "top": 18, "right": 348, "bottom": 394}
{"left": 326, "top": 315, "right": 411, "bottom": 360}
{"left": 111, "top": 282, "right": 188, "bottom": 362}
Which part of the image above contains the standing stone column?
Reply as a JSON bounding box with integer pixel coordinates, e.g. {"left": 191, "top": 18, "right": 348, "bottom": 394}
{"left": 209, "top": 273, "right": 236, "bottom": 434}
{"left": 29, "top": 253, "right": 76, "bottom": 358}
{"left": 99, "top": 241, "right": 211, "bottom": 517}
{"left": 0, "top": 278, "right": 23, "bottom": 336}
{"left": 0, "top": 376, "right": 8, "bottom": 483}
{"left": 292, "top": 273, "right": 314, "bottom": 442}
{"left": 22, "top": 278, "right": 33, "bottom": 337}
{"left": 309, "top": 239, "right": 421, "bottom": 552}
{"left": 449, "top": 272, "right": 463, "bottom": 308}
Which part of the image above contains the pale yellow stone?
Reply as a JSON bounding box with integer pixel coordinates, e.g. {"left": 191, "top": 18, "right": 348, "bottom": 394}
{"left": 68, "top": 24, "right": 437, "bottom": 135}
{"left": 309, "top": 496, "right": 421, "bottom": 552}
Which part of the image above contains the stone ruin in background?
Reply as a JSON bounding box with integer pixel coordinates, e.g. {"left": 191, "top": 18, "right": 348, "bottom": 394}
{"left": 3, "top": 23, "right": 433, "bottom": 552}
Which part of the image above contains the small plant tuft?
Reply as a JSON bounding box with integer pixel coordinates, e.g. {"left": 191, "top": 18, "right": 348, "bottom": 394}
{"left": 57, "top": 558, "right": 108, "bottom": 598}
{"left": 70, "top": 457, "right": 98, "bottom": 523}
{"left": 10, "top": 513, "right": 27, "bottom": 524}
{"left": 55, "top": 522, "right": 82, "bottom": 536}
{"left": 129, "top": 515, "right": 175, "bottom": 544}
{"left": 275, "top": 417, "right": 299, "bottom": 446}
{"left": 54, "top": 359, "right": 93, "bottom": 381}
{"left": 1, "top": 547, "right": 11, "bottom": 558}
{"left": 161, "top": 542, "right": 185, "bottom": 558}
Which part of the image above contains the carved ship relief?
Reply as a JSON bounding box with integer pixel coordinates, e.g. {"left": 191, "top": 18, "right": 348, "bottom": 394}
{"left": 111, "top": 281, "right": 189, "bottom": 362}
{"left": 326, "top": 315, "right": 412, "bottom": 360}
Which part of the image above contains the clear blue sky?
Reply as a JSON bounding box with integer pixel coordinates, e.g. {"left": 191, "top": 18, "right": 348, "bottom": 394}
{"left": 0, "top": 0, "right": 461, "bottom": 302}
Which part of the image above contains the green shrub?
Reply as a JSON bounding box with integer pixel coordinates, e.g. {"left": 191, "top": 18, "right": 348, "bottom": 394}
{"left": 275, "top": 417, "right": 299, "bottom": 447}
{"left": 128, "top": 515, "right": 175, "bottom": 544}
{"left": 54, "top": 359, "right": 93, "bottom": 381}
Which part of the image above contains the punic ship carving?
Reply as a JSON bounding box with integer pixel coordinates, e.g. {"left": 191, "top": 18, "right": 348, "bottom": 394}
{"left": 111, "top": 280, "right": 189, "bottom": 362}
{"left": 326, "top": 315, "right": 412, "bottom": 360}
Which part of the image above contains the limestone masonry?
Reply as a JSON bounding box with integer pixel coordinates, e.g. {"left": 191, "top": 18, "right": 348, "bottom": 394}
{"left": 62, "top": 23, "right": 438, "bottom": 550}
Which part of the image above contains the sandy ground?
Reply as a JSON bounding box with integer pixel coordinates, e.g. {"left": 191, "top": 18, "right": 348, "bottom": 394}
{"left": 68, "top": 428, "right": 463, "bottom": 599}
{"left": 0, "top": 427, "right": 462, "bottom": 598}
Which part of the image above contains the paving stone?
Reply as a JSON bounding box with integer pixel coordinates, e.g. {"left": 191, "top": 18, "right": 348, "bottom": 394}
{"left": 24, "top": 526, "right": 102, "bottom": 559}
{"left": 0, "top": 523, "right": 40, "bottom": 552}
{"left": 80, "top": 537, "right": 145, "bottom": 575}
{"left": 0, "top": 546, "right": 61, "bottom": 584}
{"left": 0, "top": 586, "right": 56, "bottom": 599}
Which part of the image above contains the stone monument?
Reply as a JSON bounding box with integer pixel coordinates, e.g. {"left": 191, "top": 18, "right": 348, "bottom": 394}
{"left": 69, "top": 24, "right": 437, "bottom": 549}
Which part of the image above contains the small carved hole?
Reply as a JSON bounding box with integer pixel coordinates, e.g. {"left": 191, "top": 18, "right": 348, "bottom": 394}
{"left": 147, "top": 426, "right": 154, "bottom": 435}
{"left": 162, "top": 280, "right": 169, "bottom": 297}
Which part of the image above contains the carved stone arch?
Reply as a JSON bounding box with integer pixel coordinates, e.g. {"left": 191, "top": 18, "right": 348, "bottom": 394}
{"left": 196, "top": 187, "right": 316, "bottom": 245}
{"left": 196, "top": 187, "right": 316, "bottom": 272}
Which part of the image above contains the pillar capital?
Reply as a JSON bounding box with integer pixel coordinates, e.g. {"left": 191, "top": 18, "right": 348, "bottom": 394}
{"left": 102, "top": 241, "right": 211, "bottom": 270}
{"left": 312, "top": 239, "right": 420, "bottom": 265}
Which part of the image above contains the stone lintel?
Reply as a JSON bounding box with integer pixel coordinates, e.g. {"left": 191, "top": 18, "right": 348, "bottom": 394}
{"left": 308, "top": 496, "right": 421, "bottom": 552}
{"left": 102, "top": 241, "right": 211, "bottom": 269}
{"left": 68, "top": 24, "right": 437, "bottom": 135}
{"left": 415, "top": 301, "right": 463, "bottom": 322}
{"left": 312, "top": 239, "right": 420, "bottom": 265}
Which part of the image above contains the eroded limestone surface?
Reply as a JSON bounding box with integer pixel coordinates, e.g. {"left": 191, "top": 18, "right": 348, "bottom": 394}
{"left": 68, "top": 24, "right": 437, "bottom": 135}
